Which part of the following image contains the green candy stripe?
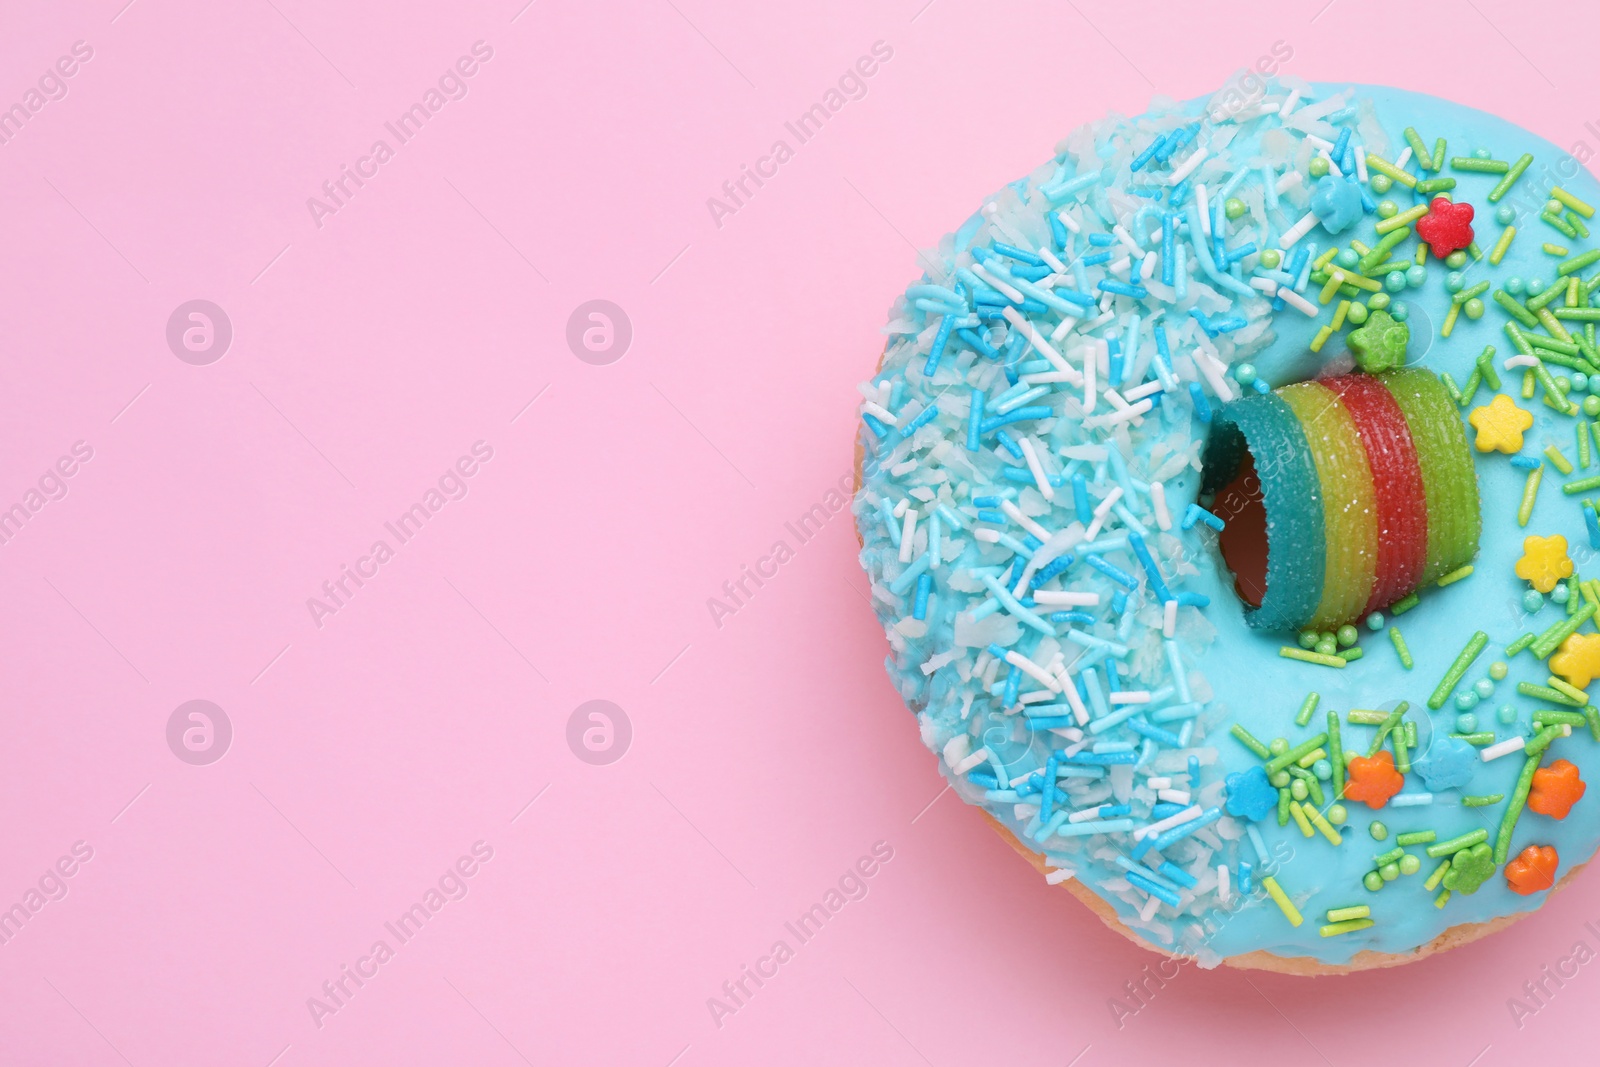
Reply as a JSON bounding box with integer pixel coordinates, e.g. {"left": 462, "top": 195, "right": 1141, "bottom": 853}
{"left": 1201, "top": 390, "right": 1326, "bottom": 630}
{"left": 1380, "top": 368, "right": 1481, "bottom": 583}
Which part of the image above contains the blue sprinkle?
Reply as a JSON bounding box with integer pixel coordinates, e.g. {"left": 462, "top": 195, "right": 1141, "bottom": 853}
{"left": 1182, "top": 504, "right": 1225, "bottom": 532}
{"left": 980, "top": 407, "right": 1052, "bottom": 434}
{"left": 1128, "top": 532, "right": 1173, "bottom": 601}
{"left": 1100, "top": 803, "right": 1132, "bottom": 818}
{"left": 1188, "top": 382, "right": 1212, "bottom": 422}
{"left": 1085, "top": 554, "right": 1138, "bottom": 589}
{"left": 976, "top": 509, "right": 1006, "bottom": 524}
{"left": 966, "top": 389, "right": 985, "bottom": 452}
{"left": 1149, "top": 807, "right": 1222, "bottom": 851}
{"left": 994, "top": 430, "right": 1025, "bottom": 459}
{"left": 1126, "top": 718, "right": 1183, "bottom": 747}
{"left": 956, "top": 328, "right": 998, "bottom": 359}
{"left": 1585, "top": 503, "right": 1600, "bottom": 549}
{"left": 1238, "top": 860, "right": 1253, "bottom": 895}
{"left": 903, "top": 402, "right": 939, "bottom": 434}
{"left": 1072, "top": 473, "right": 1092, "bottom": 524}
{"left": 1510, "top": 454, "right": 1541, "bottom": 470}
{"left": 862, "top": 412, "right": 889, "bottom": 438}
{"left": 1048, "top": 611, "right": 1095, "bottom": 625}
{"left": 1125, "top": 870, "right": 1181, "bottom": 907}
{"left": 1332, "top": 127, "right": 1352, "bottom": 164}
{"left": 1110, "top": 591, "right": 1128, "bottom": 614}
{"left": 1082, "top": 250, "right": 1112, "bottom": 266}
{"left": 1129, "top": 137, "right": 1162, "bottom": 173}
{"left": 1151, "top": 802, "right": 1187, "bottom": 819}
{"left": 913, "top": 574, "right": 932, "bottom": 620}
{"left": 1098, "top": 278, "right": 1149, "bottom": 299}
{"left": 1175, "top": 591, "right": 1210, "bottom": 607}
{"left": 1088, "top": 232, "right": 1117, "bottom": 247}
{"left": 923, "top": 313, "right": 954, "bottom": 376}
{"left": 992, "top": 241, "right": 1046, "bottom": 267}
{"left": 1159, "top": 861, "right": 1198, "bottom": 888}
{"left": 1024, "top": 715, "right": 1076, "bottom": 730}
{"left": 1048, "top": 212, "right": 1068, "bottom": 250}
{"left": 967, "top": 772, "right": 1000, "bottom": 789}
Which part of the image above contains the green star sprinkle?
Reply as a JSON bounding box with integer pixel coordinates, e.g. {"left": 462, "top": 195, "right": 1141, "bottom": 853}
{"left": 1347, "top": 308, "right": 1410, "bottom": 373}
{"left": 1440, "top": 842, "right": 1496, "bottom": 895}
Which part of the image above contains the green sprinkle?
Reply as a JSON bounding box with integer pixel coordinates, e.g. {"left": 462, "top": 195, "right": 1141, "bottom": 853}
{"left": 1376, "top": 204, "right": 1429, "bottom": 234}
{"left": 1587, "top": 705, "right": 1600, "bottom": 742}
{"left": 1280, "top": 646, "right": 1346, "bottom": 669}
{"left": 1489, "top": 154, "right": 1533, "bottom": 202}
{"left": 1544, "top": 211, "right": 1580, "bottom": 239}
{"left": 1393, "top": 714, "right": 1411, "bottom": 772}
{"left": 1453, "top": 280, "right": 1492, "bottom": 306}
{"left": 1452, "top": 156, "right": 1510, "bottom": 173}
{"left": 1389, "top": 626, "right": 1414, "bottom": 669}
{"left": 1580, "top": 421, "right": 1592, "bottom": 469}
{"left": 1563, "top": 473, "right": 1600, "bottom": 495}
{"left": 1428, "top": 632, "right": 1488, "bottom": 710}
{"left": 1506, "top": 633, "right": 1536, "bottom": 656}
{"left": 1490, "top": 226, "right": 1518, "bottom": 266}
{"left": 1289, "top": 799, "right": 1315, "bottom": 837}
{"left": 1518, "top": 682, "right": 1586, "bottom": 706}
{"left": 1553, "top": 186, "right": 1596, "bottom": 218}
{"left": 1230, "top": 723, "right": 1271, "bottom": 758}
{"left": 1337, "top": 646, "right": 1364, "bottom": 662}
{"left": 1368, "top": 703, "right": 1408, "bottom": 757}
{"left": 1550, "top": 677, "right": 1589, "bottom": 704}
{"left": 1554, "top": 307, "right": 1600, "bottom": 321}
{"left": 1374, "top": 846, "right": 1405, "bottom": 867}
{"left": 1278, "top": 786, "right": 1291, "bottom": 826}
{"left": 1295, "top": 692, "right": 1321, "bottom": 728}
{"left": 1327, "top": 710, "right": 1344, "bottom": 799}
{"left": 1559, "top": 249, "right": 1600, "bottom": 277}
{"left": 1452, "top": 732, "right": 1496, "bottom": 745}
{"left": 1360, "top": 227, "right": 1411, "bottom": 270}
{"left": 1424, "top": 858, "right": 1451, "bottom": 891}
{"left": 1477, "top": 346, "right": 1502, "bottom": 390}
{"left": 1437, "top": 565, "right": 1475, "bottom": 587}
{"left": 1391, "top": 592, "right": 1420, "bottom": 616}
{"left": 1416, "top": 176, "right": 1456, "bottom": 193}
{"left": 1495, "top": 290, "right": 1540, "bottom": 327}
{"left": 1366, "top": 154, "right": 1417, "bottom": 189}
{"left": 1545, "top": 446, "right": 1576, "bottom": 475}
{"left": 1327, "top": 905, "right": 1371, "bottom": 923}
{"left": 1533, "top": 710, "right": 1588, "bottom": 727}
{"left": 1426, "top": 828, "right": 1489, "bottom": 858}
{"left": 1265, "top": 733, "right": 1330, "bottom": 776}
{"left": 1546, "top": 243, "right": 1572, "bottom": 257}
{"left": 1461, "top": 794, "right": 1505, "bottom": 807}
{"left": 1347, "top": 709, "right": 1390, "bottom": 725}
{"left": 1435, "top": 888, "right": 1453, "bottom": 909}
{"left": 1496, "top": 753, "right": 1543, "bottom": 864}
{"left": 1396, "top": 830, "right": 1436, "bottom": 846}
{"left": 1261, "top": 875, "right": 1303, "bottom": 927}
{"left": 1528, "top": 724, "right": 1567, "bottom": 758}
{"left": 1432, "top": 138, "right": 1447, "bottom": 172}
{"left": 1530, "top": 601, "right": 1597, "bottom": 657}
{"left": 1402, "top": 127, "right": 1433, "bottom": 170}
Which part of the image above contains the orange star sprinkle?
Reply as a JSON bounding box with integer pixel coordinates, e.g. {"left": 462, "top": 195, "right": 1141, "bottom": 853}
{"left": 1550, "top": 631, "right": 1600, "bottom": 689}
{"left": 1468, "top": 394, "right": 1534, "bottom": 454}
{"left": 1516, "top": 534, "right": 1574, "bottom": 594}
{"left": 1529, "top": 759, "right": 1587, "bottom": 819}
{"left": 1505, "top": 844, "right": 1560, "bottom": 895}
{"left": 1344, "top": 750, "right": 1404, "bottom": 809}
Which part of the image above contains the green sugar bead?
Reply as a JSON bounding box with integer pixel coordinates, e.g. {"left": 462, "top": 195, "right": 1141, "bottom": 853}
{"left": 1260, "top": 248, "right": 1282, "bottom": 269}
{"left": 1385, "top": 271, "right": 1408, "bottom": 292}
{"left": 1506, "top": 276, "right": 1525, "bottom": 294}
{"left": 1378, "top": 199, "right": 1398, "bottom": 218}
{"left": 1291, "top": 778, "right": 1309, "bottom": 801}
{"left": 1474, "top": 677, "right": 1495, "bottom": 698}
{"left": 1446, "top": 250, "right": 1468, "bottom": 269}
{"left": 1457, "top": 712, "right": 1478, "bottom": 732}
{"left": 1400, "top": 854, "right": 1422, "bottom": 876}
{"left": 1370, "top": 821, "right": 1390, "bottom": 841}
{"left": 1390, "top": 302, "right": 1408, "bottom": 322}
{"left": 1490, "top": 661, "right": 1508, "bottom": 681}
{"left": 1498, "top": 703, "right": 1518, "bottom": 724}
{"left": 1497, "top": 204, "right": 1516, "bottom": 224}
{"left": 1368, "top": 291, "right": 1391, "bottom": 310}
{"left": 1370, "top": 172, "right": 1393, "bottom": 194}
{"left": 1456, "top": 690, "right": 1480, "bottom": 711}
{"left": 1336, "top": 248, "right": 1361, "bottom": 269}
{"left": 1270, "top": 769, "right": 1292, "bottom": 788}
{"left": 1406, "top": 264, "right": 1428, "bottom": 288}
{"left": 1380, "top": 862, "right": 1401, "bottom": 881}
{"left": 1269, "top": 737, "right": 1290, "bottom": 756}
{"left": 1299, "top": 629, "right": 1320, "bottom": 649}
{"left": 1310, "top": 156, "right": 1330, "bottom": 178}
{"left": 1584, "top": 395, "right": 1600, "bottom": 417}
{"left": 1316, "top": 638, "right": 1337, "bottom": 656}
{"left": 1347, "top": 302, "right": 1369, "bottom": 325}
{"left": 1327, "top": 804, "right": 1348, "bottom": 825}
{"left": 1445, "top": 271, "right": 1465, "bottom": 293}
{"left": 1464, "top": 298, "right": 1484, "bottom": 320}
{"left": 1528, "top": 276, "right": 1548, "bottom": 295}
{"left": 1225, "top": 197, "right": 1247, "bottom": 219}
{"left": 1364, "top": 870, "right": 1385, "bottom": 891}
{"left": 1337, "top": 625, "right": 1359, "bottom": 647}
{"left": 1548, "top": 199, "right": 1565, "bottom": 215}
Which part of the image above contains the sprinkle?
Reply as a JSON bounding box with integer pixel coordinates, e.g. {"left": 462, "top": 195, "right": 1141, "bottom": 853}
{"left": 1519, "top": 465, "right": 1544, "bottom": 527}
{"left": 1450, "top": 156, "right": 1510, "bottom": 173}
{"left": 1436, "top": 565, "right": 1474, "bottom": 588}
{"left": 1289, "top": 799, "right": 1315, "bottom": 838}
{"left": 1277, "top": 287, "right": 1319, "bottom": 317}
{"left": 1375, "top": 204, "right": 1429, "bottom": 235}
{"left": 1265, "top": 733, "right": 1330, "bottom": 776}
{"left": 1320, "top": 917, "right": 1373, "bottom": 937}
{"left": 1389, "top": 625, "right": 1414, "bottom": 667}
{"left": 1552, "top": 186, "right": 1595, "bottom": 219}
{"left": 1462, "top": 793, "right": 1505, "bottom": 807}
{"left": 1365, "top": 154, "right": 1417, "bottom": 189}
{"left": 1391, "top": 592, "right": 1420, "bottom": 615}
{"left": 1150, "top": 481, "right": 1172, "bottom": 530}
{"left": 1530, "top": 601, "right": 1596, "bottom": 658}
{"left": 1295, "top": 692, "right": 1321, "bottom": 728}
{"left": 1396, "top": 831, "right": 1436, "bottom": 846}
{"left": 1490, "top": 226, "right": 1518, "bottom": 266}
{"left": 1563, "top": 473, "right": 1600, "bottom": 496}
{"left": 1182, "top": 503, "right": 1225, "bottom": 531}
{"left": 1305, "top": 803, "right": 1342, "bottom": 845}
{"left": 1280, "top": 647, "right": 1347, "bottom": 669}
{"left": 1389, "top": 792, "right": 1433, "bottom": 807}
{"left": 1426, "top": 829, "right": 1489, "bottom": 858}
{"left": 1427, "top": 631, "right": 1488, "bottom": 710}
{"left": 1328, "top": 710, "right": 1345, "bottom": 797}
{"left": 1260, "top": 876, "right": 1303, "bottom": 927}
{"left": 1230, "top": 724, "right": 1272, "bottom": 759}
{"left": 1495, "top": 753, "right": 1544, "bottom": 863}
{"left": 1480, "top": 735, "right": 1527, "bottom": 762}
{"left": 1489, "top": 154, "right": 1533, "bottom": 202}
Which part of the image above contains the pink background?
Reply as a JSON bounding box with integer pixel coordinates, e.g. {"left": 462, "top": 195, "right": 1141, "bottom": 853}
{"left": 2, "top": 0, "right": 1596, "bottom": 1062}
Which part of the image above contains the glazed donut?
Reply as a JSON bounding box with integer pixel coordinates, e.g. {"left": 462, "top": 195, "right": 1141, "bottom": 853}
{"left": 854, "top": 78, "right": 1600, "bottom": 971}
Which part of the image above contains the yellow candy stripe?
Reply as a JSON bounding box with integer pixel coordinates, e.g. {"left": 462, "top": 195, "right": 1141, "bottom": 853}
{"left": 1279, "top": 382, "right": 1379, "bottom": 629}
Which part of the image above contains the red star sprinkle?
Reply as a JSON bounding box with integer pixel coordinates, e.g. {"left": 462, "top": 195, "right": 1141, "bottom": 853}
{"left": 1415, "top": 196, "right": 1475, "bottom": 258}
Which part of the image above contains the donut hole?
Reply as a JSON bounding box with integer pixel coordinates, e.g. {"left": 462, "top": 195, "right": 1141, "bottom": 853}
{"left": 1210, "top": 451, "right": 1269, "bottom": 609}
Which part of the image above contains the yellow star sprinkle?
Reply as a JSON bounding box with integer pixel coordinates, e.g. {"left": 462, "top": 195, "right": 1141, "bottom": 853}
{"left": 1515, "top": 534, "right": 1574, "bottom": 593}
{"left": 1468, "top": 394, "right": 1534, "bottom": 454}
{"left": 1551, "top": 632, "right": 1600, "bottom": 689}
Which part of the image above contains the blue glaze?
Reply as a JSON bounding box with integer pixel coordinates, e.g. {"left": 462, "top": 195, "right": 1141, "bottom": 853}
{"left": 855, "top": 80, "right": 1600, "bottom": 966}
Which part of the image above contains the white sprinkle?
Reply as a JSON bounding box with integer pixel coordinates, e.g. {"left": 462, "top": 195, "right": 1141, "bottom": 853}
{"left": 1123, "top": 379, "right": 1164, "bottom": 402}
{"left": 1168, "top": 146, "right": 1208, "bottom": 186}
{"left": 899, "top": 507, "right": 918, "bottom": 563}
{"left": 1158, "top": 789, "right": 1191, "bottom": 805}
{"left": 1277, "top": 287, "right": 1319, "bottom": 317}
{"left": 1504, "top": 354, "right": 1540, "bottom": 369}
{"left": 1113, "top": 224, "right": 1142, "bottom": 254}
{"left": 1083, "top": 398, "right": 1152, "bottom": 428}
{"left": 1141, "top": 252, "right": 1158, "bottom": 280}
{"left": 1319, "top": 151, "right": 1342, "bottom": 178}
{"left": 1274, "top": 170, "right": 1303, "bottom": 195}
{"left": 952, "top": 747, "right": 992, "bottom": 775}
{"left": 1003, "top": 306, "right": 1082, "bottom": 382}
{"left": 1278, "top": 210, "right": 1320, "bottom": 250}
{"left": 1278, "top": 88, "right": 1301, "bottom": 118}
{"left": 972, "top": 261, "right": 1026, "bottom": 304}
{"left": 1037, "top": 245, "right": 1067, "bottom": 273}
{"left": 1481, "top": 735, "right": 1527, "bottom": 762}
{"left": 1000, "top": 498, "right": 1054, "bottom": 542}
{"left": 863, "top": 401, "right": 898, "bottom": 426}
{"left": 1005, "top": 650, "right": 1063, "bottom": 691}
{"left": 1093, "top": 485, "right": 1124, "bottom": 518}
{"left": 1355, "top": 145, "right": 1369, "bottom": 183}
{"left": 1068, "top": 807, "right": 1106, "bottom": 823}
{"left": 1081, "top": 341, "right": 1098, "bottom": 413}
{"left": 1146, "top": 777, "right": 1172, "bottom": 789}
{"left": 1109, "top": 255, "right": 1132, "bottom": 276}
{"left": 975, "top": 528, "right": 1001, "bottom": 543}
{"left": 1049, "top": 315, "right": 1080, "bottom": 343}
{"left": 1395, "top": 145, "right": 1413, "bottom": 169}
{"left": 1045, "top": 868, "right": 1076, "bottom": 885}
{"left": 1109, "top": 691, "right": 1152, "bottom": 705}
{"left": 1303, "top": 133, "right": 1334, "bottom": 152}
{"left": 1034, "top": 590, "right": 1100, "bottom": 607}
{"left": 1216, "top": 863, "right": 1231, "bottom": 903}
{"left": 1055, "top": 208, "right": 1081, "bottom": 234}
{"left": 892, "top": 496, "right": 910, "bottom": 518}
{"left": 1135, "top": 805, "right": 1203, "bottom": 841}
{"left": 1020, "top": 436, "right": 1054, "bottom": 501}
{"left": 1195, "top": 184, "right": 1211, "bottom": 237}
{"left": 1163, "top": 598, "right": 1178, "bottom": 638}
{"left": 942, "top": 735, "right": 971, "bottom": 767}
{"left": 1151, "top": 481, "right": 1172, "bottom": 531}
{"left": 1056, "top": 668, "right": 1090, "bottom": 724}
{"left": 1138, "top": 895, "right": 1162, "bottom": 921}
{"left": 1192, "top": 350, "right": 1235, "bottom": 402}
{"left": 1249, "top": 277, "right": 1278, "bottom": 295}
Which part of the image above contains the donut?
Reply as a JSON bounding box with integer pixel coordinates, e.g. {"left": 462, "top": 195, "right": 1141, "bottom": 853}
{"left": 853, "top": 78, "right": 1600, "bottom": 972}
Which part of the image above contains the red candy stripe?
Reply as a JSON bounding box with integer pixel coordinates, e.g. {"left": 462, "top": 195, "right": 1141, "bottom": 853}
{"left": 1322, "top": 373, "right": 1429, "bottom": 615}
